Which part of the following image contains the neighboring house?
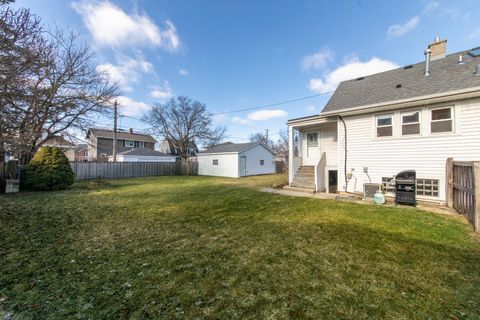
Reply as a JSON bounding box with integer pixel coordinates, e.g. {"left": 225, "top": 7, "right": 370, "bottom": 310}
{"left": 42, "top": 136, "right": 76, "bottom": 161}
{"left": 86, "top": 128, "right": 156, "bottom": 161}
{"left": 107, "top": 148, "right": 177, "bottom": 162}
{"left": 198, "top": 142, "right": 275, "bottom": 178}
{"left": 158, "top": 139, "right": 198, "bottom": 161}
{"left": 287, "top": 38, "right": 480, "bottom": 204}
{"left": 75, "top": 144, "right": 88, "bottom": 162}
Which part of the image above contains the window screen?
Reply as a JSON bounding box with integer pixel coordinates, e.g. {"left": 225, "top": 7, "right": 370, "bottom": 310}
{"left": 431, "top": 108, "right": 453, "bottom": 133}
{"left": 402, "top": 111, "right": 420, "bottom": 135}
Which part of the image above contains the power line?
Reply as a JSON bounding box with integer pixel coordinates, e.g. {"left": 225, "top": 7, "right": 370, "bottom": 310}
{"left": 211, "top": 91, "right": 333, "bottom": 116}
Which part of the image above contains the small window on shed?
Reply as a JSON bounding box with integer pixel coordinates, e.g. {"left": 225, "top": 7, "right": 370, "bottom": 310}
{"left": 212, "top": 159, "right": 218, "bottom": 165}
{"left": 376, "top": 114, "right": 393, "bottom": 137}
{"left": 431, "top": 107, "right": 453, "bottom": 133}
{"left": 260, "top": 160, "right": 264, "bottom": 165}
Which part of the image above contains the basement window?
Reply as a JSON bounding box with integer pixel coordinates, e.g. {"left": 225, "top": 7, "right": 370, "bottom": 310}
{"left": 401, "top": 110, "right": 421, "bottom": 135}
{"left": 431, "top": 107, "right": 453, "bottom": 133}
{"left": 416, "top": 179, "right": 439, "bottom": 197}
{"left": 212, "top": 159, "right": 218, "bottom": 165}
{"left": 376, "top": 114, "right": 393, "bottom": 137}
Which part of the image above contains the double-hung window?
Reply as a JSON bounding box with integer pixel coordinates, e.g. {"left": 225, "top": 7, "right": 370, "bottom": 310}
{"left": 376, "top": 114, "right": 393, "bottom": 137}
{"left": 124, "top": 140, "right": 134, "bottom": 148}
{"left": 401, "top": 110, "right": 421, "bottom": 135}
{"left": 431, "top": 107, "right": 453, "bottom": 133}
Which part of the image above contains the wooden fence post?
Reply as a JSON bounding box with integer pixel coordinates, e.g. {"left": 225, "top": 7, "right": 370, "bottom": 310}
{"left": 446, "top": 157, "right": 454, "bottom": 208}
{"left": 473, "top": 161, "right": 480, "bottom": 232}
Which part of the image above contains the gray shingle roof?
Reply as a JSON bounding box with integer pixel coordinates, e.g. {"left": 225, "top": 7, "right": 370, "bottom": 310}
{"left": 200, "top": 142, "right": 260, "bottom": 154}
{"left": 117, "top": 148, "right": 171, "bottom": 156}
{"left": 322, "top": 49, "right": 480, "bottom": 113}
{"left": 88, "top": 128, "right": 156, "bottom": 143}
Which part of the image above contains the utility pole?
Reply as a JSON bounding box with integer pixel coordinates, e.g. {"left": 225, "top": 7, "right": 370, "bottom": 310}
{"left": 113, "top": 100, "right": 117, "bottom": 162}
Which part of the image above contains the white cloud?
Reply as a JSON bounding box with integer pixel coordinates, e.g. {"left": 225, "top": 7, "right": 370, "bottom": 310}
{"left": 232, "top": 116, "right": 251, "bottom": 125}
{"left": 306, "top": 105, "right": 315, "bottom": 112}
{"left": 469, "top": 29, "right": 480, "bottom": 39}
{"left": 72, "top": 0, "right": 180, "bottom": 50}
{"left": 302, "top": 48, "right": 333, "bottom": 71}
{"left": 423, "top": 1, "right": 440, "bottom": 15}
{"left": 179, "top": 68, "right": 189, "bottom": 76}
{"left": 116, "top": 96, "right": 151, "bottom": 116}
{"left": 386, "top": 16, "right": 420, "bottom": 38}
{"left": 247, "top": 109, "right": 288, "bottom": 121}
{"left": 308, "top": 56, "right": 399, "bottom": 93}
{"left": 150, "top": 81, "right": 173, "bottom": 101}
{"left": 96, "top": 55, "right": 153, "bottom": 92}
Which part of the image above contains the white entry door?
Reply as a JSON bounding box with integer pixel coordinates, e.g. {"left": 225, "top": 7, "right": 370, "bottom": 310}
{"left": 303, "top": 131, "right": 321, "bottom": 165}
{"left": 239, "top": 156, "right": 247, "bottom": 176}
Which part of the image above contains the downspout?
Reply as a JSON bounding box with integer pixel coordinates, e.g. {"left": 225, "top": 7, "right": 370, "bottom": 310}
{"left": 338, "top": 115, "right": 348, "bottom": 191}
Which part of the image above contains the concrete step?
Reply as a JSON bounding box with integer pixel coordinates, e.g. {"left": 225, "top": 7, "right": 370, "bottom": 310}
{"left": 290, "top": 182, "right": 316, "bottom": 189}
{"left": 284, "top": 185, "right": 315, "bottom": 193}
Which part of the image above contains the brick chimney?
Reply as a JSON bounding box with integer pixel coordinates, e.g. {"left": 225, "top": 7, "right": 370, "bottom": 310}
{"left": 428, "top": 36, "right": 447, "bottom": 60}
{"left": 129, "top": 128, "right": 133, "bottom": 134}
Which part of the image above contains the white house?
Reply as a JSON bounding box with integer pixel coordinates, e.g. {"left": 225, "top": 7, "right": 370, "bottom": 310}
{"left": 108, "top": 148, "right": 177, "bottom": 162}
{"left": 287, "top": 38, "right": 480, "bottom": 204}
{"left": 198, "top": 142, "right": 275, "bottom": 178}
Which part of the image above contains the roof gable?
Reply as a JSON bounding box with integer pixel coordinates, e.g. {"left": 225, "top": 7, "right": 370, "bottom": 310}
{"left": 200, "top": 142, "right": 274, "bottom": 155}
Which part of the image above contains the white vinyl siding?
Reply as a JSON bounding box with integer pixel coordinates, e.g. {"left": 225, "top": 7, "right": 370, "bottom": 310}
{"left": 337, "top": 98, "right": 480, "bottom": 203}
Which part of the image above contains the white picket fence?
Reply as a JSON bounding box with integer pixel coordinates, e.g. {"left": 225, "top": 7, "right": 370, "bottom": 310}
{"left": 70, "top": 162, "right": 198, "bottom": 180}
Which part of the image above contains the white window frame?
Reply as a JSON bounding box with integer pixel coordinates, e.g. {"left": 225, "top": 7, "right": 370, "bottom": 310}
{"left": 139, "top": 141, "right": 145, "bottom": 148}
{"left": 375, "top": 114, "right": 393, "bottom": 138}
{"left": 430, "top": 106, "right": 454, "bottom": 134}
{"left": 125, "top": 140, "right": 134, "bottom": 148}
{"left": 401, "top": 110, "right": 421, "bottom": 136}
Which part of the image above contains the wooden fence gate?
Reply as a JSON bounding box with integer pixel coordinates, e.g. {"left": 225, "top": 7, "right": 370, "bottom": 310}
{"left": 446, "top": 158, "right": 480, "bottom": 231}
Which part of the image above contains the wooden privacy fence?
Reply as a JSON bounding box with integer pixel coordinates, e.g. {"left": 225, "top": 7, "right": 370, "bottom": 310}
{"left": 446, "top": 158, "right": 480, "bottom": 232}
{"left": 70, "top": 162, "right": 198, "bottom": 181}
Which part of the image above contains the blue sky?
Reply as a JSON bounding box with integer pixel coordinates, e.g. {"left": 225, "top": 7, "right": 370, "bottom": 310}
{"left": 13, "top": 0, "right": 480, "bottom": 144}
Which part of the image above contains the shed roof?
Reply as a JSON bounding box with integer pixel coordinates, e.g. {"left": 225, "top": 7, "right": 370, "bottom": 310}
{"left": 200, "top": 142, "right": 273, "bottom": 154}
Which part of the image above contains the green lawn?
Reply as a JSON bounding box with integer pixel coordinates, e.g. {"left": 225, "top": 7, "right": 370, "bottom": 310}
{"left": 1, "top": 174, "right": 480, "bottom": 319}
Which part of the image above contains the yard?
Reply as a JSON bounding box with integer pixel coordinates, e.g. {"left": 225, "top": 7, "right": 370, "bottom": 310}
{"left": 1, "top": 174, "right": 480, "bottom": 319}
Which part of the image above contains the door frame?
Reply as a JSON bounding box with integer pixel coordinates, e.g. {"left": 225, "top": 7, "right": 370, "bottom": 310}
{"left": 304, "top": 129, "right": 322, "bottom": 165}
{"left": 239, "top": 155, "right": 247, "bottom": 176}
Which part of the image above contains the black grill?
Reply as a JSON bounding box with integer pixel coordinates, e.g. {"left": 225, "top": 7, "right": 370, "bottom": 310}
{"left": 395, "top": 170, "right": 416, "bottom": 206}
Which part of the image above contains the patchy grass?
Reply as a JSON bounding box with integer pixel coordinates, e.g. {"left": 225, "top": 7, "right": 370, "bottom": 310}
{"left": 1, "top": 174, "right": 480, "bottom": 319}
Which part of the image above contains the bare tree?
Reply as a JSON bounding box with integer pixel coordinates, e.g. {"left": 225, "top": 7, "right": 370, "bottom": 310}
{"left": 249, "top": 131, "right": 274, "bottom": 149}
{"left": 143, "top": 96, "right": 226, "bottom": 163}
{"left": 272, "top": 128, "right": 289, "bottom": 165}
{"left": 0, "top": 7, "right": 119, "bottom": 164}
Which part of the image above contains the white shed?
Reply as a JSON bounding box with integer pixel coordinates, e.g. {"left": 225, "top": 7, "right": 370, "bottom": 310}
{"left": 108, "top": 148, "right": 177, "bottom": 162}
{"left": 198, "top": 142, "right": 275, "bottom": 178}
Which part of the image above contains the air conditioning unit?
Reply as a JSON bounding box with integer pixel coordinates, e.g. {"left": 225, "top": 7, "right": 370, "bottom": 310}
{"left": 364, "top": 183, "right": 381, "bottom": 199}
